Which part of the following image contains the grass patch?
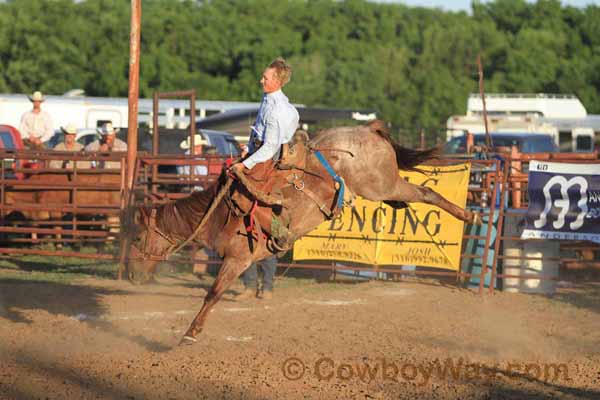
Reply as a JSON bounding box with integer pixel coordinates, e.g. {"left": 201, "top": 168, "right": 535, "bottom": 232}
{"left": 0, "top": 268, "right": 112, "bottom": 284}
{"left": 0, "top": 244, "right": 120, "bottom": 284}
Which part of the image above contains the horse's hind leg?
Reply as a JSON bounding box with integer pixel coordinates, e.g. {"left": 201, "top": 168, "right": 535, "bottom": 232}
{"left": 180, "top": 256, "right": 252, "bottom": 344}
{"left": 369, "top": 176, "right": 476, "bottom": 223}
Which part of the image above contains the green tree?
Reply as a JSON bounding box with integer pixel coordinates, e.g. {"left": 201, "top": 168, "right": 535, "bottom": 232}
{"left": 0, "top": 0, "right": 598, "bottom": 141}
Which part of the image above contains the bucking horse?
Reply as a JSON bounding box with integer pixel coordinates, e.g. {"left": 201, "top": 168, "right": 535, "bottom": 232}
{"left": 124, "top": 120, "right": 478, "bottom": 344}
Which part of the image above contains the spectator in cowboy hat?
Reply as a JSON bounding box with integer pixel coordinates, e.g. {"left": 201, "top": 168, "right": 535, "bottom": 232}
{"left": 85, "top": 122, "right": 127, "bottom": 169}
{"left": 49, "top": 123, "right": 84, "bottom": 169}
{"left": 177, "top": 134, "right": 209, "bottom": 192}
{"left": 19, "top": 90, "right": 54, "bottom": 149}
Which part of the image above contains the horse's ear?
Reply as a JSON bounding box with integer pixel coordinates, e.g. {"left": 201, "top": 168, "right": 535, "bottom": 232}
{"left": 365, "top": 119, "right": 389, "bottom": 135}
{"left": 292, "top": 129, "right": 310, "bottom": 144}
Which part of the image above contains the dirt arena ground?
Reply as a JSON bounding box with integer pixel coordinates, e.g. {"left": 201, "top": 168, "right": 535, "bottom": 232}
{"left": 1, "top": 265, "right": 599, "bottom": 400}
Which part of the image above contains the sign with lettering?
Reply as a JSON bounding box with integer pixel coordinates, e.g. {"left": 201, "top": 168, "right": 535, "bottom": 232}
{"left": 293, "top": 164, "right": 471, "bottom": 270}
{"left": 522, "top": 161, "right": 600, "bottom": 243}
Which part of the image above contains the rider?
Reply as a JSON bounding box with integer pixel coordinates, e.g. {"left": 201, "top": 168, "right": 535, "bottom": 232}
{"left": 231, "top": 57, "right": 299, "bottom": 248}
{"left": 232, "top": 57, "right": 299, "bottom": 172}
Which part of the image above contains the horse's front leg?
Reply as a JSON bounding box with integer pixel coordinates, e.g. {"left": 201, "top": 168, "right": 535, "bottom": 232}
{"left": 180, "top": 256, "right": 252, "bottom": 344}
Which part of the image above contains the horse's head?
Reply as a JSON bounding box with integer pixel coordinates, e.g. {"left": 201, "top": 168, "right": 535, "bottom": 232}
{"left": 125, "top": 206, "right": 173, "bottom": 284}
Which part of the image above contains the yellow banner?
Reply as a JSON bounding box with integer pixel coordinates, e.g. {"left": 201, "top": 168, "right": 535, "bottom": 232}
{"left": 293, "top": 163, "right": 471, "bottom": 270}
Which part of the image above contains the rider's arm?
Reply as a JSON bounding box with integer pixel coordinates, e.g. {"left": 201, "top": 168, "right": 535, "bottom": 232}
{"left": 246, "top": 126, "right": 260, "bottom": 154}
{"left": 242, "top": 113, "right": 281, "bottom": 170}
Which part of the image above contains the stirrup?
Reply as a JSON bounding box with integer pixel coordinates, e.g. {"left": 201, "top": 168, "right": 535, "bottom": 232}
{"left": 270, "top": 226, "right": 293, "bottom": 251}
{"left": 271, "top": 236, "right": 291, "bottom": 252}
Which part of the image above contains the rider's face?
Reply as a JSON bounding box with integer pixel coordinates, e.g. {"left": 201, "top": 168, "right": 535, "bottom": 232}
{"left": 260, "top": 68, "right": 282, "bottom": 94}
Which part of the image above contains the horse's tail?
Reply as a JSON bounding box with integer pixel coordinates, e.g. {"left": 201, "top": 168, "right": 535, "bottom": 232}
{"left": 366, "top": 120, "right": 439, "bottom": 171}
{"left": 390, "top": 143, "right": 439, "bottom": 171}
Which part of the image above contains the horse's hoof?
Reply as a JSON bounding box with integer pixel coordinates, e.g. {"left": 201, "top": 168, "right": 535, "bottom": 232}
{"left": 179, "top": 335, "right": 197, "bottom": 346}
{"left": 470, "top": 212, "right": 483, "bottom": 226}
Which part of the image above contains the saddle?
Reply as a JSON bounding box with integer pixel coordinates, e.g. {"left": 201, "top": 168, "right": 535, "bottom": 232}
{"left": 231, "top": 133, "right": 310, "bottom": 199}
{"left": 228, "top": 138, "right": 335, "bottom": 252}
{"left": 230, "top": 141, "right": 305, "bottom": 206}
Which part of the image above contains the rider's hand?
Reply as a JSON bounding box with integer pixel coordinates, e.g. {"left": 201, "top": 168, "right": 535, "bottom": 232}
{"left": 231, "top": 162, "right": 245, "bottom": 173}
{"left": 240, "top": 144, "right": 248, "bottom": 158}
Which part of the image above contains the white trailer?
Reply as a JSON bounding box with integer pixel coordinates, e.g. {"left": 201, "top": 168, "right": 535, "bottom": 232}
{"left": 446, "top": 93, "right": 600, "bottom": 152}
{"left": 0, "top": 93, "right": 262, "bottom": 133}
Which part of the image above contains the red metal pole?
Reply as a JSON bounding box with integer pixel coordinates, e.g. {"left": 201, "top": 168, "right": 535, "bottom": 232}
{"left": 152, "top": 92, "right": 159, "bottom": 195}
{"left": 126, "top": 0, "right": 141, "bottom": 192}
{"left": 190, "top": 91, "right": 196, "bottom": 189}
{"left": 119, "top": 0, "right": 141, "bottom": 280}
{"left": 477, "top": 54, "right": 491, "bottom": 149}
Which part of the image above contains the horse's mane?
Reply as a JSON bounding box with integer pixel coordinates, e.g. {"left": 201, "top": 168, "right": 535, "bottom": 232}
{"left": 153, "top": 169, "right": 228, "bottom": 240}
{"left": 365, "top": 120, "right": 438, "bottom": 171}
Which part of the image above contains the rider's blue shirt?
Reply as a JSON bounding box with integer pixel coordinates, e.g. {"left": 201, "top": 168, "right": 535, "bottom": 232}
{"left": 243, "top": 89, "right": 299, "bottom": 169}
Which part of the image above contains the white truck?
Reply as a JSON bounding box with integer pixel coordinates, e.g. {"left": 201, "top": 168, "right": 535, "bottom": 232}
{"left": 447, "top": 93, "right": 600, "bottom": 152}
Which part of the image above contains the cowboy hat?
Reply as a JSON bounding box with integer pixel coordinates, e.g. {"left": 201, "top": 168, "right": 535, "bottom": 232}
{"left": 28, "top": 91, "right": 45, "bottom": 102}
{"left": 97, "top": 122, "right": 120, "bottom": 136}
{"left": 60, "top": 123, "right": 78, "bottom": 135}
{"left": 180, "top": 134, "right": 208, "bottom": 150}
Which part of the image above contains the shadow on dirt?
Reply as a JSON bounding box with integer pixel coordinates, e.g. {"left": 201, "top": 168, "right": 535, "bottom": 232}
{"left": 0, "top": 278, "right": 170, "bottom": 352}
{"left": 485, "top": 385, "right": 600, "bottom": 400}
{"left": 0, "top": 345, "right": 148, "bottom": 400}
{"left": 480, "top": 364, "right": 600, "bottom": 400}
{"left": 0, "top": 345, "right": 267, "bottom": 400}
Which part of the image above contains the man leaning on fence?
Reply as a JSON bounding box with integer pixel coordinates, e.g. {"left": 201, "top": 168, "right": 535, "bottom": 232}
{"left": 49, "top": 123, "right": 83, "bottom": 169}
{"left": 85, "top": 122, "right": 127, "bottom": 169}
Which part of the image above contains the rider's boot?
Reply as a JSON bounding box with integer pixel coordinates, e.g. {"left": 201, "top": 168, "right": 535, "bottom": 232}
{"left": 271, "top": 208, "right": 293, "bottom": 250}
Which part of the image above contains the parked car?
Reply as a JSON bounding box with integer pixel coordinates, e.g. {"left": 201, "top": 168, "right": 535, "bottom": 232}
{"left": 132, "top": 128, "right": 241, "bottom": 192}
{"left": 445, "top": 132, "right": 559, "bottom": 154}
{"left": 0, "top": 124, "right": 26, "bottom": 179}
{"left": 202, "top": 129, "right": 242, "bottom": 157}
{"left": 150, "top": 128, "right": 241, "bottom": 157}
{"left": 445, "top": 133, "right": 559, "bottom": 207}
{"left": 0, "top": 124, "right": 24, "bottom": 150}
{"left": 51, "top": 126, "right": 242, "bottom": 156}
